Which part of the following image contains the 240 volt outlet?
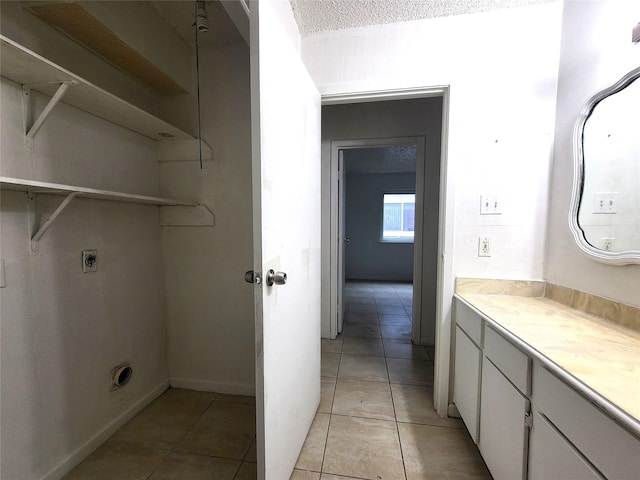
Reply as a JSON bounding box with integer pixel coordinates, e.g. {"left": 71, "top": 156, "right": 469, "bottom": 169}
{"left": 82, "top": 250, "right": 97, "bottom": 273}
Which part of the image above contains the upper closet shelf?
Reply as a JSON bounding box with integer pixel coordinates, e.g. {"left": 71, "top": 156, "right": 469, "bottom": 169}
{"left": 0, "top": 35, "right": 194, "bottom": 141}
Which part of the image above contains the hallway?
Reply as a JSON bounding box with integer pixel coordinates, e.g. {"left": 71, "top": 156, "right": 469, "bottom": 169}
{"left": 291, "top": 281, "right": 490, "bottom": 479}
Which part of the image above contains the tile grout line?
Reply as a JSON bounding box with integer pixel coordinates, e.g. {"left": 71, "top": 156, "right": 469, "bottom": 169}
{"left": 174, "top": 392, "right": 254, "bottom": 479}
{"left": 384, "top": 290, "right": 410, "bottom": 480}
{"left": 144, "top": 449, "right": 172, "bottom": 480}
{"left": 329, "top": 282, "right": 414, "bottom": 480}
{"left": 146, "top": 391, "right": 221, "bottom": 480}
{"left": 318, "top": 336, "right": 342, "bottom": 478}
{"left": 398, "top": 285, "right": 415, "bottom": 480}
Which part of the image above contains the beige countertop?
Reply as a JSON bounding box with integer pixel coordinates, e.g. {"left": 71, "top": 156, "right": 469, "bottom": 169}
{"left": 455, "top": 291, "right": 640, "bottom": 432}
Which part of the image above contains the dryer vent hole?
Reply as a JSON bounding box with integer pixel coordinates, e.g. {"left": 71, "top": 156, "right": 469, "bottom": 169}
{"left": 112, "top": 364, "right": 132, "bottom": 389}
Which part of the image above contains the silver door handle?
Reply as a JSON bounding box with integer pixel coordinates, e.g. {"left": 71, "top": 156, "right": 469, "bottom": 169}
{"left": 266, "top": 269, "right": 287, "bottom": 286}
{"left": 344, "top": 237, "right": 350, "bottom": 243}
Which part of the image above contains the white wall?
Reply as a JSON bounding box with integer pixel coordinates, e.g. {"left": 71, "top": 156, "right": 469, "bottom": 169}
{"left": 345, "top": 172, "right": 416, "bottom": 281}
{"left": 546, "top": 0, "right": 640, "bottom": 306}
{"left": 305, "top": 2, "right": 562, "bottom": 284}
{"left": 160, "top": 42, "right": 255, "bottom": 395}
{"left": 0, "top": 78, "right": 169, "bottom": 480}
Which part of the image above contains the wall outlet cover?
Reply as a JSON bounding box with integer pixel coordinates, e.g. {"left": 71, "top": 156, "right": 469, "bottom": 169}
{"left": 478, "top": 237, "right": 491, "bottom": 257}
{"left": 600, "top": 237, "right": 615, "bottom": 252}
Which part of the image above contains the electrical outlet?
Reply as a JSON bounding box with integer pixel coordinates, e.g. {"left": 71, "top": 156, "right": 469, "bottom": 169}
{"left": 601, "top": 237, "right": 615, "bottom": 252}
{"left": 480, "top": 195, "right": 502, "bottom": 215}
{"left": 478, "top": 237, "right": 491, "bottom": 257}
{"left": 82, "top": 250, "right": 97, "bottom": 273}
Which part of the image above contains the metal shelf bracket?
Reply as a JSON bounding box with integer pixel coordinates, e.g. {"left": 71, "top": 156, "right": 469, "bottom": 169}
{"left": 23, "top": 81, "right": 77, "bottom": 151}
{"left": 160, "top": 204, "right": 215, "bottom": 226}
{"left": 28, "top": 190, "right": 79, "bottom": 254}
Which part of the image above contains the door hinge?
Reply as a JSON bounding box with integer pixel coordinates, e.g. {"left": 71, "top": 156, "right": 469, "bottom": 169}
{"left": 524, "top": 411, "right": 533, "bottom": 429}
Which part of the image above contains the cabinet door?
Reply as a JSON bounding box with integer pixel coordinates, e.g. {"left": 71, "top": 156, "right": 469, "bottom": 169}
{"left": 453, "top": 326, "right": 481, "bottom": 443}
{"left": 528, "top": 411, "right": 604, "bottom": 480}
{"left": 479, "top": 357, "right": 529, "bottom": 480}
{"left": 533, "top": 365, "right": 640, "bottom": 479}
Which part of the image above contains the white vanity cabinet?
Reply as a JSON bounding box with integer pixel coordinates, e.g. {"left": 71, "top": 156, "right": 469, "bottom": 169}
{"left": 453, "top": 302, "right": 483, "bottom": 443}
{"left": 478, "top": 327, "right": 531, "bottom": 480}
{"left": 452, "top": 296, "right": 640, "bottom": 480}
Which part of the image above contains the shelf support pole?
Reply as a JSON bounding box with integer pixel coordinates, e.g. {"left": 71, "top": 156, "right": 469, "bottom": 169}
{"left": 24, "top": 81, "right": 75, "bottom": 150}
{"left": 28, "top": 191, "right": 79, "bottom": 253}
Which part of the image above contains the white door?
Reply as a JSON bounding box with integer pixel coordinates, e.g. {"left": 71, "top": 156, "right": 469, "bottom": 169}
{"left": 250, "top": 1, "right": 322, "bottom": 479}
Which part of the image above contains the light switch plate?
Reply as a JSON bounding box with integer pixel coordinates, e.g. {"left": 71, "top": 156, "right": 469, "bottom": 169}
{"left": 480, "top": 195, "right": 502, "bottom": 215}
{"left": 593, "top": 193, "right": 618, "bottom": 214}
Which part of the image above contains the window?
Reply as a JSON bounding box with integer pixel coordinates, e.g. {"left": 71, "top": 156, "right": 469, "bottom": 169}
{"left": 382, "top": 193, "right": 415, "bottom": 242}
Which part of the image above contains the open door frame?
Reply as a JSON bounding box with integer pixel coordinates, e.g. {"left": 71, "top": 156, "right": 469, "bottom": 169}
{"left": 324, "top": 87, "right": 453, "bottom": 417}
{"left": 330, "top": 136, "right": 426, "bottom": 345}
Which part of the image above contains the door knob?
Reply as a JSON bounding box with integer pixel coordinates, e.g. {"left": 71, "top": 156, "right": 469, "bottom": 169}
{"left": 344, "top": 237, "right": 350, "bottom": 243}
{"left": 266, "top": 269, "right": 287, "bottom": 286}
{"left": 244, "top": 270, "right": 262, "bottom": 285}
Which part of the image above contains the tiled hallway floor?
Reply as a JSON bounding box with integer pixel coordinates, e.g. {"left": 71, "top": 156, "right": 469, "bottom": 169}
{"left": 291, "top": 281, "right": 491, "bottom": 480}
{"left": 65, "top": 281, "right": 489, "bottom": 480}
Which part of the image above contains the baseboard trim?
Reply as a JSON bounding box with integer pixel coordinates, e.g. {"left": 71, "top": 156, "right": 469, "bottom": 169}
{"left": 42, "top": 379, "right": 170, "bottom": 480}
{"left": 169, "top": 377, "right": 256, "bottom": 396}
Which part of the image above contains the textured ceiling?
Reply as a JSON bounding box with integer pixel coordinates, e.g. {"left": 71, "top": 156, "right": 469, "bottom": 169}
{"left": 290, "top": 0, "right": 554, "bottom": 35}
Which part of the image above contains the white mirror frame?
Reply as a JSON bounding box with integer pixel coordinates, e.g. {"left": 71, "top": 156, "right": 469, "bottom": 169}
{"left": 569, "top": 66, "right": 640, "bottom": 265}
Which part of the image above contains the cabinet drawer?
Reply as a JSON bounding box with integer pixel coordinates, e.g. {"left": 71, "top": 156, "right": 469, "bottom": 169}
{"left": 484, "top": 326, "right": 530, "bottom": 395}
{"left": 455, "top": 299, "right": 482, "bottom": 345}
{"left": 533, "top": 365, "right": 640, "bottom": 479}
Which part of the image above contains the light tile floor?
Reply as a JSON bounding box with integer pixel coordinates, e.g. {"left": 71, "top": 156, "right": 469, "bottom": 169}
{"left": 64, "top": 281, "right": 490, "bottom": 480}
{"left": 63, "top": 391, "right": 258, "bottom": 480}
{"left": 291, "top": 281, "right": 491, "bottom": 480}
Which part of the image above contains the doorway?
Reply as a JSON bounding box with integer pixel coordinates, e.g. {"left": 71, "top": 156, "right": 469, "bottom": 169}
{"left": 333, "top": 138, "right": 424, "bottom": 345}
{"left": 322, "top": 90, "right": 453, "bottom": 416}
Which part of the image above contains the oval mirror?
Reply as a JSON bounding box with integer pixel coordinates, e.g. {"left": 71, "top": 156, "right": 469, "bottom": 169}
{"left": 569, "top": 66, "right": 640, "bottom": 265}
